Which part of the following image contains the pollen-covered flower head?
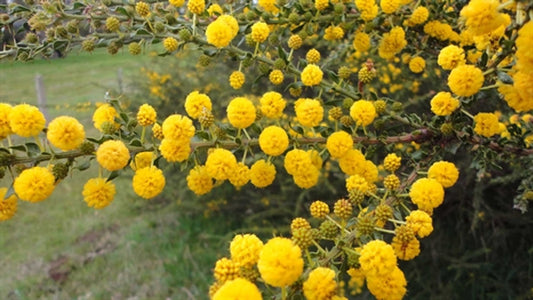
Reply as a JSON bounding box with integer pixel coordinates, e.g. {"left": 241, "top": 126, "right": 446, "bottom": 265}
{"left": 438, "top": 45, "right": 466, "bottom": 70}
{"left": 96, "top": 140, "right": 130, "bottom": 171}
{"left": 448, "top": 64, "right": 484, "bottom": 97}
{"left": 259, "top": 126, "right": 289, "bottom": 156}
{"left": 378, "top": 26, "right": 407, "bottom": 59}
{"left": 409, "top": 178, "right": 445, "bottom": 211}
{"left": 184, "top": 91, "right": 212, "bottom": 119}
{"left": 346, "top": 174, "right": 369, "bottom": 194}
{"left": 284, "top": 149, "right": 313, "bottom": 175}
{"left": 93, "top": 103, "right": 119, "bottom": 133}
{"left": 428, "top": 161, "right": 459, "bottom": 188}
{"left": 227, "top": 97, "right": 256, "bottom": 129}
{"left": 132, "top": 166, "right": 166, "bottom": 199}
{"left": 326, "top": 131, "right": 353, "bottom": 158}
{"left": 460, "top": 0, "right": 506, "bottom": 36}
{"left": 159, "top": 138, "right": 190, "bottom": 162}
{"left": 0, "top": 187, "right": 17, "bottom": 221}
{"left": 338, "top": 148, "right": 366, "bottom": 175}
{"left": 301, "top": 64, "right": 323, "bottom": 86}
{"left": 130, "top": 151, "right": 154, "bottom": 171}
{"left": 406, "top": 210, "right": 433, "bottom": 238}
{"left": 0, "top": 103, "right": 13, "bottom": 139}
{"left": 293, "top": 166, "right": 320, "bottom": 189}
{"left": 205, "top": 148, "right": 238, "bottom": 181}
{"left": 473, "top": 112, "right": 500, "bottom": 137}
{"left": 366, "top": 266, "right": 407, "bottom": 299}
{"left": 350, "top": 100, "right": 376, "bottom": 126}
{"left": 516, "top": 21, "right": 533, "bottom": 74}
{"left": 251, "top": 21, "right": 270, "bottom": 43}
{"left": 137, "top": 104, "right": 157, "bottom": 126}
{"left": 229, "top": 71, "right": 245, "bottom": 89}
{"left": 212, "top": 278, "right": 262, "bottom": 300}
{"left": 187, "top": 0, "right": 205, "bottom": 14}
{"left": 162, "top": 114, "right": 195, "bottom": 140}
{"left": 380, "top": 0, "right": 400, "bottom": 14}
{"left": 405, "top": 6, "right": 429, "bottom": 26}
{"left": 206, "top": 16, "right": 238, "bottom": 48}
{"left": 82, "top": 177, "right": 116, "bottom": 209}
{"left": 46, "top": 116, "right": 86, "bottom": 151}
{"left": 324, "top": 25, "right": 344, "bottom": 41}
{"left": 259, "top": 91, "right": 286, "bottom": 119}
{"left": 14, "top": 166, "right": 55, "bottom": 202}
{"left": 186, "top": 165, "right": 213, "bottom": 195}
{"left": 295, "top": 98, "right": 324, "bottom": 127}
{"left": 9, "top": 104, "right": 46, "bottom": 137}
{"left": 408, "top": 56, "right": 426, "bottom": 73}
{"left": 258, "top": 0, "right": 279, "bottom": 13}
{"left": 257, "top": 237, "right": 303, "bottom": 287}
{"left": 303, "top": 267, "right": 337, "bottom": 300}
{"left": 359, "top": 240, "right": 397, "bottom": 277}
{"left": 250, "top": 159, "right": 276, "bottom": 188}
{"left": 230, "top": 234, "right": 264, "bottom": 267}
{"left": 355, "top": 0, "right": 378, "bottom": 21}
{"left": 229, "top": 162, "right": 250, "bottom": 189}
{"left": 353, "top": 32, "right": 371, "bottom": 53}
{"left": 430, "top": 92, "right": 460, "bottom": 116}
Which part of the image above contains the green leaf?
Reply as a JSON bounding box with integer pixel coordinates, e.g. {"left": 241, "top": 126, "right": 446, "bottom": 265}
{"left": 4, "top": 184, "right": 15, "bottom": 200}
{"left": 25, "top": 142, "right": 41, "bottom": 157}
{"left": 114, "top": 6, "right": 131, "bottom": 16}
{"left": 277, "top": 45, "right": 287, "bottom": 61}
{"left": 129, "top": 138, "right": 143, "bottom": 147}
{"left": 497, "top": 71, "right": 513, "bottom": 84}
{"left": 195, "top": 131, "right": 210, "bottom": 140}
{"left": 9, "top": 144, "right": 27, "bottom": 152}
{"left": 75, "top": 160, "right": 92, "bottom": 171}
{"left": 10, "top": 5, "right": 31, "bottom": 13}
{"left": 107, "top": 170, "right": 121, "bottom": 182}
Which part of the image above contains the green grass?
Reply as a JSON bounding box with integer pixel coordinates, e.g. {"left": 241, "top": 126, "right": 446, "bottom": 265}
{"left": 0, "top": 49, "right": 232, "bottom": 299}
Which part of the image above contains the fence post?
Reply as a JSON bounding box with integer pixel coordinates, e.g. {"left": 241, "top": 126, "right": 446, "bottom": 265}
{"left": 35, "top": 74, "right": 49, "bottom": 121}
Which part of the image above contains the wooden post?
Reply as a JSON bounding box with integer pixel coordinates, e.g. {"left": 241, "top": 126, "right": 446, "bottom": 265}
{"left": 35, "top": 74, "right": 49, "bottom": 121}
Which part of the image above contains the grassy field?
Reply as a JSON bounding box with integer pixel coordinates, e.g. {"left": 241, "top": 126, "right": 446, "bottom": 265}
{"left": 0, "top": 49, "right": 231, "bottom": 299}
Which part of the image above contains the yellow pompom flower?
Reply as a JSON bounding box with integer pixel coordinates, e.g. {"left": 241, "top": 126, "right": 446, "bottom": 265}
{"left": 159, "top": 138, "right": 190, "bottom": 162}
{"left": 186, "top": 165, "right": 213, "bottom": 195}
{"left": 310, "top": 200, "right": 329, "bottom": 219}
{"left": 213, "top": 278, "right": 262, "bottom": 300}
{"left": 206, "top": 17, "right": 237, "bottom": 48}
{"left": 187, "top": 0, "right": 205, "bottom": 14}
{"left": 14, "top": 166, "right": 55, "bottom": 202}
{"left": 438, "top": 45, "right": 465, "bottom": 70}
{"left": 391, "top": 236, "right": 420, "bottom": 261}
{"left": 169, "top": 0, "right": 184, "bottom": 7}
{"left": 259, "top": 126, "right": 289, "bottom": 156}
{"left": 162, "top": 114, "right": 195, "bottom": 140}
{"left": 293, "top": 166, "right": 320, "bottom": 189}
{"left": 383, "top": 153, "right": 401, "bottom": 172}
{"left": 9, "top": 104, "right": 46, "bottom": 137}
{"left": 259, "top": 91, "right": 286, "bottom": 119}
{"left": 424, "top": 20, "right": 455, "bottom": 41}
{"left": 207, "top": 3, "right": 223, "bottom": 16}
{"left": 308, "top": 149, "right": 323, "bottom": 170}
{"left": 229, "top": 162, "right": 250, "bottom": 189}
{"left": 269, "top": 69, "right": 284, "bottom": 85}
{"left": 132, "top": 166, "right": 165, "bottom": 199}
{"left": 306, "top": 49, "right": 321, "bottom": 64}
{"left": 366, "top": 266, "right": 407, "bottom": 300}
{"left": 303, "top": 267, "right": 337, "bottom": 300}
{"left": 214, "top": 257, "right": 239, "bottom": 283}
{"left": 378, "top": 26, "right": 406, "bottom": 59}
{"left": 227, "top": 97, "right": 256, "bottom": 129}
{"left": 346, "top": 174, "right": 369, "bottom": 194}
{"left": 428, "top": 161, "right": 459, "bottom": 188}
{"left": 93, "top": 103, "right": 119, "bottom": 133}
{"left": 324, "top": 25, "right": 344, "bottom": 41}
{"left": 152, "top": 123, "right": 164, "bottom": 140}
{"left": 353, "top": 32, "right": 370, "bottom": 53}
{"left": 218, "top": 15, "right": 239, "bottom": 37}
{"left": 135, "top": 1, "right": 150, "bottom": 17}
{"left": 380, "top": 0, "right": 399, "bottom": 14}
{"left": 430, "top": 92, "right": 460, "bottom": 116}
{"left": 250, "top": 159, "right": 276, "bottom": 188}
{"left": 257, "top": 237, "right": 303, "bottom": 287}
{"left": 448, "top": 64, "right": 484, "bottom": 97}
{"left": 229, "top": 71, "right": 245, "bottom": 89}
{"left": 258, "top": 0, "right": 279, "bottom": 14}
{"left": 409, "top": 56, "right": 426, "bottom": 73}
{"left": 0, "top": 187, "right": 17, "bottom": 221}
{"left": 163, "top": 37, "right": 178, "bottom": 52}
{"left": 230, "top": 234, "right": 264, "bottom": 267}
{"left": 460, "top": 0, "right": 505, "bottom": 36}
{"left": 361, "top": 160, "right": 378, "bottom": 183}
{"left": 288, "top": 34, "right": 303, "bottom": 50}
{"left": 315, "top": 0, "right": 329, "bottom": 10}
{"left": 185, "top": 91, "right": 212, "bottom": 119}
{"left": 284, "top": 149, "right": 313, "bottom": 175}
{"left": 359, "top": 240, "right": 397, "bottom": 277}
{"left": 295, "top": 98, "right": 324, "bottom": 127}
{"left": 0, "top": 103, "right": 13, "bottom": 139}
{"left": 350, "top": 100, "right": 376, "bottom": 126}
{"left": 96, "top": 140, "right": 130, "bottom": 171}
{"left": 405, "top": 6, "right": 429, "bottom": 26}
{"left": 130, "top": 151, "right": 154, "bottom": 171}
{"left": 338, "top": 148, "right": 366, "bottom": 175}
{"left": 516, "top": 21, "right": 533, "bottom": 74}
{"left": 355, "top": 0, "right": 378, "bottom": 21}
{"left": 409, "top": 178, "right": 445, "bottom": 211}
{"left": 205, "top": 148, "right": 238, "bottom": 181}
{"left": 46, "top": 116, "right": 85, "bottom": 151}
{"left": 326, "top": 131, "right": 353, "bottom": 158}
{"left": 251, "top": 22, "right": 270, "bottom": 43}
{"left": 301, "top": 64, "right": 323, "bottom": 86}
{"left": 473, "top": 112, "right": 500, "bottom": 137}
{"left": 137, "top": 104, "right": 157, "bottom": 126}
{"left": 405, "top": 210, "right": 433, "bottom": 238}
{"left": 82, "top": 177, "right": 116, "bottom": 209}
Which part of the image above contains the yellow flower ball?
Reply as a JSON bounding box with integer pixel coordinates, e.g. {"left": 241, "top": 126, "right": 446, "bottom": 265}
{"left": 308, "top": 149, "right": 323, "bottom": 170}
{"left": 383, "top": 153, "right": 401, "bottom": 172}
{"left": 227, "top": 97, "right": 256, "bottom": 129}
{"left": 213, "top": 278, "right": 262, "bottom": 300}
{"left": 258, "top": 0, "right": 279, "bottom": 13}
{"left": 230, "top": 234, "right": 264, "bottom": 267}
{"left": 303, "top": 267, "right": 337, "bottom": 300}
{"left": 324, "top": 25, "right": 344, "bottom": 41}
{"left": 206, "top": 17, "right": 236, "bottom": 48}
{"left": 306, "top": 49, "right": 321, "bottom": 64}
{"left": 284, "top": 149, "right": 313, "bottom": 176}
{"left": 93, "top": 103, "right": 119, "bottom": 133}
{"left": 229, "top": 71, "right": 245, "bottom": 89}
{"left": 301, "top": 64, "right": 323, "bottom": 86}
{"left": 438, "top": 45, "right": 465, "bottom": 70}
{"left": 428, "top": 161, "right": 459, "bottom": 188}
{"left": 359, "top": 240, "right": 397, "bottom": 277}
{"left": 187, "top": 0, "right": 205, "bottom": 14}
{"left": 314, "top": 0, "right": 329, "bottom": 10}
{"left": 409, "top": 56, "right": 426, "bottom": 73}
{"left": 135, "top": 1, "right": 150, "bottom": 17}
{"left": 214, "top": 257, "right": 239, "bottom": 283}
{"left": 132, "top": 166, "right": 166, "bottom": 199}
{"left": 295, "top": 98, "right": 324, "bottom": 127}
{"left": 366, "top": 266, "right": 407, "bottom": 299}
{"left": 269, "top": 69, "right": 284, "bottom": 85}
{"left": 229, "top": 162, "right": 250, "bottom": 189}
{"left": 380, "top": 0, "right": 400, "bottom": 14}
{"left": 405, "top": 6, "right": 429, "bottom": 26}
{"left": 350, "top": 100, "right": 376, "bottom": 126}
{"left": 326, "top": 131, "right": 353, "bottom": 158}
{"left": 250, "top": 159, "right": 276, "bottom": 188}
{"left": 473, "top": 112, "right": 500, "bottom": 137}
{"left": 360, "top": 160, "right": 378, "bottom": 183}
{"left": 82, "top": 177, "right": 116, "bottom": 209}
{"left": 207, "top": 3, "right": 223, "bottom": 16}
{"left": 0, "top": 187, "right": 17, "bottom": 221}
{"left": 163, "top": 37, "right": 178, "bottom": 52}
{"left": 130, "top": 151, "right": 154, "bottom": 171}
{"left": 378, "top": 26, "right": 407, "bottom": 59}
{"left": 9, "top": 104, "right": 46, "bottom": 137}
{"left": 460, "top": 0, "right": 506, "bottom": 36}
{"left": 338, "top": 148, "right": 366, "bottom": 175}
{"left": 516, "top": 21, "right": 533, "bottom": 74}
{"left": 137, "top": 104, "right": 157, "bottom": 126}
{"left": 186, "top": 166, "right": 213, "bottom": 195}
{"left": 257, "top": 237, "right": 303, "bottom": 287}
{"left": 251, "top": 22, "right": 270, "bottom": 43}
{"left": 259, "top": 91, "right": 286, "bottom": 119}
{"left": 346, "top": 174, "right": 369, "bottom": 194}
{"left": 288, "top": 34, "right": 303, "bottom": 50}
{"left": 309, "top": 200, "right": 329, "bottom": 219}
{"left": 353, "top": 32, "right": 370, "bottom": 53}
{"left": 96, "top": 140, "right": 130, "bottom": 171}
{"left": 47, "top": 116, "right": 86, "bottom": 151}
{"left": 430, "top": 92, "right": 460, "bottom": 116}
{"left": 162, "top": 114, "right": 195, "bottom": 140}
{"left": 169, "top": 0, "right": 184, "bottom": 7}
{"left": 391, "top": 236, "right": 420, "bottom": 261}
{"left": 355, "top": 0, "right": 378, "bottom": 21}
{"left": 205, "top": 148, "right": 238, "bottom": 181}
{"left": 259, "top": 125, "right": 289, "bottom": 156}
{"left": 218, "top": 15, "right": 239, "bottom": 37}
{"left": 159, "top": 138, "right": 190, "bottom": 162}
{"left": 448, "top": 64, "right": 484, "bottom": 97}
{"left": 405, "top": 210, "right": 433, "bottom": 238}
{"left": 293, "top": 166, "right": 320, "bottom": 189}
{"left": 14, "top": 166, "right": 55, "bottom": 202}
{"left": 0, "top": 103, "right": 13, "bottom": 139}
{"left": 409, "top": 178, "right": 445, "bottom": 211}
{"left": 185, "top": 91, "right": 212, "bottom": 119}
